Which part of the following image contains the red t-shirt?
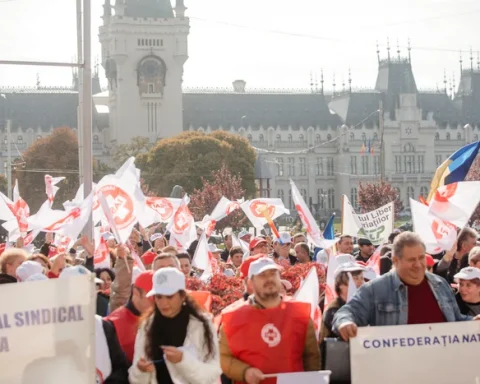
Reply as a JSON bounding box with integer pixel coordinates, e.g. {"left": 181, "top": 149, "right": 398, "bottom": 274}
{"left": 407, "top": 278, "right": 445, "bottom": 324}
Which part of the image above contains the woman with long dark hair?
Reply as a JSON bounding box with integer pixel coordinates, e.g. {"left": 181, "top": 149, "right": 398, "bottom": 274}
{"left": 129, "top": 267, "right": 221, "bottom": 384}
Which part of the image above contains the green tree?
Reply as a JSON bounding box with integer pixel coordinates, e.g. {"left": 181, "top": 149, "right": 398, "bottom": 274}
{"left": 138, "top": 131, "right": 256, "bottom": 196}
{"left": 16, "top": 127, "right": 79, "bottom": 211}
{"left": 112, "top": 136, "right": 151, "bottom": 166}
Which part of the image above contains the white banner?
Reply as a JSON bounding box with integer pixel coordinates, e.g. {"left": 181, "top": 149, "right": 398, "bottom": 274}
{"left": 342, "top": 196, "right": 394, "bottom": 245}
{"left": 351, "top": 322, "right": 480, "bottom": 384}
{"left": 0, "top": 275, "right": 96, "bottom": 384}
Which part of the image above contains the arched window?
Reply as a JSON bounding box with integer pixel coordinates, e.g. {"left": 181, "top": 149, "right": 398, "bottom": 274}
{"left": 474, "top": 134, "right": 479, "bottom": 141}
{"left": 276, "top": 134, "right": 281, "bottom": 141}
{"left": 317, "top": 189, "right": 325, "bottom": 209}
{"left": 420, "top": 186, "right": 428, "bottom": 198}
{"left": 316, "top": 134, "right": 321, "bottom": 143}
{"left": 93, "top": 135, "right": 99, "bottom": 144}
{"left": 435, "top": 132, "right": 439, "bottom": 141}
{"left": 288, "top": 134, "right": 293, "bottom": 142}
{"left": 259, "top": 134, "right": 264, "bottom": 141}
{"left": 373, "top": 132, "right": 378, "bottom": 141}
{"left": 299, "top": 134, "right": 304, "bottom": 141}
{"left": 277, "top": 189, "right": 284, "bottom": 204}
{"left": 327, "top": 188, "right": 335, "bottom": 209}
{"left": 350, "top": 187, "right": 358, "bottom": 209}
{"left": 350, "top": 132, "right": 355, "bottom": 141}
{"left": 446, "top": 132, "right": 450, "bottom": 140}
{"left": 288, "top": 190, "right": 293, "bottom": 209}
{"left": 457, "top": 132, "right": 461, "bottom": 140}
{"left": 17, "top": 136, "right": 23, "bottom": 144}
{"left": 407, "top": 186, "right": 414, "bottom": 200}
{"left": 247, "top": 134, "right": 252, "bottom": 142}
{"left": 327, "top": 133, "right": 332, "bottom": 141}
{"left": 395, "top": 187, "right": 401, "bottom": 201}
{"left": 301, "top": 189, "right": 307, "bottom": 202}
{"left": 361, "top": 132, "right": 366, "bottom": 140}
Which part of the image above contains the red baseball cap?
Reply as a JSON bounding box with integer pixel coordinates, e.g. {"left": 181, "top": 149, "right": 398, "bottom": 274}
{"left": 134, "top": 270, "right": 154, "bottom": 294}
{"left": 141, "top": 251, "right": 157, "bottom": 266}
{"left": 425, "top": 254, "right": 435, "bottom": 267}
{"left": 249, "top": 237, "right": 267, "bottom": 251}
{"left": 239, "top": 254, "right": 266, "bottom": 279}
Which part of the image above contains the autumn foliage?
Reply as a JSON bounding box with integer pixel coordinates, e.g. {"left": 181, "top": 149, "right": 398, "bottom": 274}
{"left": 189, "top": 165, "right": 248, "bottom": 231}
{"left": 137, "top": 131, "right": 256, "bottom": 197}
{"left": 357, "top": 180, "right": 404, "bottom": 215}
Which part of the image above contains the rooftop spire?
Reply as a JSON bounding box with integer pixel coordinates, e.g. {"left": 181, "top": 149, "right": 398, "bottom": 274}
{"left": 387, "top": 37, "right": 391, "bottom": 62}
{"left": 396, "top": 39, "right": 400, "bottom": 60}
{"left": 470, "top": 47, "right": 474, "bottom": 72}
{"left": 443, "top": 69, "right": 447, "bottom": 94}
{"left": 314, "top": 73, "right": 319, "bottom": 93}
{"left": 103, "top": 0, "right": 111, "bottom": 18}
{"left": 320, "top": 69, "right": 324, "bottom": 95}
{"left": 310, "top": 72, "right": 314, "bottom": 93}
{"left": 332, "top": 73, "right": 336, "bottom": 97}
{"left": 376, "top": 41, "right": 380, "bottom": 64}
{"left": 459, "top": 51, "right": 463, "bottom": 72}
{"left": 348, "top": 67, "right": 352, "bottom": 92}
{"left": 477, "top": 51, "right": 480, "bottom": 70}
{"left": 407, "top": 38, "right": 411, "bottom": 63}
{"left": 175, "top": 0, "right": 187, "bottom": 18}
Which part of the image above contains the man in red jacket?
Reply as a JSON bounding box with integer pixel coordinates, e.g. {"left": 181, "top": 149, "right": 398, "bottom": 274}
{"left": 105, "top": 270, "right": 154, "bottom": 363}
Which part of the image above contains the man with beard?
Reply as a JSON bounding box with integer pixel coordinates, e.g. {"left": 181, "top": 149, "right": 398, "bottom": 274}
{"left": 219, "top": 257, "right": 320, "bottom": 384}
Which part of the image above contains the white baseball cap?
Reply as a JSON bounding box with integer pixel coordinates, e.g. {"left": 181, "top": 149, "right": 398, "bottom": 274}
{"left": 102, "top": 232, "right": 115, "bottom": 242}
{"left": 333, "top": 262, "right": 366, "bottom": 279}
{"left": 25, "top": 273, "right": 49, "bottom": 282}
{"left": 278, "top": 231, "right": 292, "bottom": 244}
{"left": 248, "top": 257, "right": 281, "bottom": 279}
{"left": 146, "top": 267, "right": 186, "bottom": 297}
{"left": 59, "top": 265, "right": 103, "bottom": 284}
{"left": 454, "top": 267, "right": 480, "bottom": 281}
{"left": 208, "top": 243, "right": 222, "bottom": 253}
{"left": 336, "top": 254, "right": 356, "bottom": 265}
{"left": 16, "top": 261, "right": 44, "bottom": 282}
{"left": 150, "top": 233, "right": 164, "bottom": 243}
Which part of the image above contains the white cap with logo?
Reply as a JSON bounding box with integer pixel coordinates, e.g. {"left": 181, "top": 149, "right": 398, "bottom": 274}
{"left": 278, "top": 232, "right": 292, "bottom": 244}
{"left": 248, "top": 257, "right": 281, "bottom": 279}
{"left": 147, "top": 267, "right": 186, "bottom": 297}
{"left": 59, "top": 265, "right": 103, "bottom": 284}
{"left": 333, "top": 262, "right": 366, "bottom": 279}
{"left": 208, "top": 243, "right": 222, "bottom": 253}
{"left": 454, "top": 267, "right": 480, "bottom": 281}
{"left": 16, "top": 261, "right": 44, "bottom": 282}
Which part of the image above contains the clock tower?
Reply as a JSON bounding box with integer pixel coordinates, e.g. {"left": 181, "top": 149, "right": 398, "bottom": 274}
{"left": 99, "top": 0, "right": 189, "bottom": 146}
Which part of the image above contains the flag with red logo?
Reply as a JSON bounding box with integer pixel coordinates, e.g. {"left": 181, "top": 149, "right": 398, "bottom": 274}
{"left": 290, "top": 180, "right": 338, "bottom": 249}
{"left": 45, "top": 175, "right": 65, "bottom": 207}
{"left": 53, "top": 234, "right": 74, "bottom": 254}
{"left": 137, "top": 197, "right": 181, "bottom": 228}
{"left": 240, "top": 198, "right": 289, "bottom": 229}
{"left": 94, "top": 227, "right": 111, "bottom": 269}
{"left": 1, "top": 181, "right": 30, "bottom": 235}
{"left": 167, "top": 194, "right": 196, "bottom": 250}
{"left": 192, "top": 232, "right": 214, "bottom": 281}
{"left": 427, "top": 181, "right": 480, "bottom": 228}
{"left": 197, "top": 197, "right": 244, "bottom": 237}
{"left": 410, "top": 198, "right": 458, "bottom": 255}
{"left": 294, "top": 267, "right": 322, "bottom": 339}
{"left": 94, "top": 157, "right": 144, "bottom": 243}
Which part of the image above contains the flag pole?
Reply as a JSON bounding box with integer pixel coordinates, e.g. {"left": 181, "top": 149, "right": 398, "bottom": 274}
{"left": 340, "top": 194, "right": 344, "bottom": 234}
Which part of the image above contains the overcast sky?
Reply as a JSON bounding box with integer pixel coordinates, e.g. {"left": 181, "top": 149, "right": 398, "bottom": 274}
{"left": 0, "top": 0, "right": 479, "bottom": 91}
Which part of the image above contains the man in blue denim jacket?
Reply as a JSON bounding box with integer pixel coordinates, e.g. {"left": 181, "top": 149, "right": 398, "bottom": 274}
{"left": 333, "top": 232, "right": 479, "bottom": 341}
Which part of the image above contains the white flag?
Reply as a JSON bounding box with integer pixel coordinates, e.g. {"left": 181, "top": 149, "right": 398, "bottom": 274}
{"left": 294, "top": 267, "right": 322, "bottom": 338}
{"left": 410, "top": 198, "right": 457, "bottom": 255}
{"left": 137, "top": 197, "right": 181, "bottom": 228}
{"left": 166, "top": 194, "right": 196, "bottom": 250}
{"left": 45, "top": 175, "right": 65, "bottom": 207}
{"left": 191, "top": 232, "right": 213, "bottom": 282}
{"left": 94, "top": 227, "right": 111, "bottom": 269}
{"left": 290, "top": 180, "right": 338, "bottom": 249}
{"left": 241, "top": 198, "right": 289, "bottom": 229}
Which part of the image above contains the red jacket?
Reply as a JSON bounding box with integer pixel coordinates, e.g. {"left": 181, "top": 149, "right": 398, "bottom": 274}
{"left": 105, "top": 305, "right": 140, "bottom": 363}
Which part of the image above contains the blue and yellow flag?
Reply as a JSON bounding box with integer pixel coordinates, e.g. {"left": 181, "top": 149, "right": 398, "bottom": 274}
{"left": 427, "top": 141, "right": 480, "bottom": 201}
{"left": 360, "top": 141, "right": 366, "bottom": 154}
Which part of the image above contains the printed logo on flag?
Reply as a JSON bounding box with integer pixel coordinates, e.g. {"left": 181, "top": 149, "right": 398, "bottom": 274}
{"left": 146, "top": 197, "right": 174, "bottom": 221}
{"left": 44, "top": 208, "right": 81, "bottom": 232}
{"left": 434, "top": 183, "right": 458, "bottom": 203}
{"left": 173, "top": 206, "right": 191, "bottom": 234}
{"left": 250, "top": 201, "right": 275, "bottom": 218}
{"left": 431, "top": 220, "right": 456, "bottom": 242}
{"left": 261, "top": 323, "right": 281, "bottom": 347}
{"left": 225, "top": 201, "right": 240, "bottom": 215}
{"left": 98, "top": 185, "right": 135, "bottom": 229}
{"left": 296, "top": 204, "right": 320, "bottom": 238}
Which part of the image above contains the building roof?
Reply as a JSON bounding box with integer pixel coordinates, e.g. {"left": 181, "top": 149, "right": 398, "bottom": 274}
{"left": 183, "top": 92, "right": 342, "bottom": 130}
{"left": 328, "top": 91, "right": 382, "bottom": 126}
{"left": 124, "top": 0, "right": 174, "bottom": 18}
{"left": 417, "top": 92, "right": 462, "bottom": 126}
{"left": 453, "top": 70, "right": 480, "bottom": 125}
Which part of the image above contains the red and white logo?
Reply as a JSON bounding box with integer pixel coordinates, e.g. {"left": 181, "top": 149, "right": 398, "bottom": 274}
{"left": 250, "top": 201, "right": 275, "bottom": 218}
{"left": 205, "top": 219, "right": 217, "bottom": 237}
{"left": 94, "top": 237, "right": 109, "bottom": 264}
{"left": 146, "top": 197, "right": 174, "bottom": 221}
{"left": 225, "top": 201, "right": 240, "bottom": 215}
{"left": 173, "top": 206, "right": 192, "bottom": 234}
{"left": 99, "top": 185, "right": 135, "bottom": 230}
{"left": 261, "top": 323, "right": 281, "bottom": 347}
{"left": 45, "top": 208, "right": 81, "bottom": 232}
{"left": 431, "top": 219, "right": 456, "bottom": 242}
